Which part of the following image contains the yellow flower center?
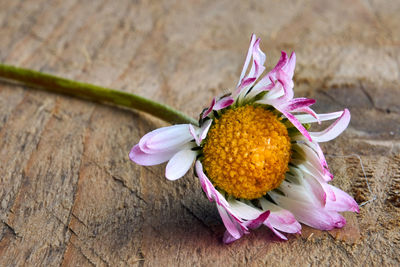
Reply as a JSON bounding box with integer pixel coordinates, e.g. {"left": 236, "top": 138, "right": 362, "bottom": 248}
{"left": 202, "top": 105, "right": 291, "bottom": 200}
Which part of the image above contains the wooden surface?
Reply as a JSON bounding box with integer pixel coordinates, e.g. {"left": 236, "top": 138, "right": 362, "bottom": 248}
{"left": 0, "top": 0, "right": 399, "bottom": 266}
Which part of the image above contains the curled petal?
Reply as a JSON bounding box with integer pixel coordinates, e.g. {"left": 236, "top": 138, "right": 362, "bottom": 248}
{"left": 139, "top": 125, "right": 192, "bottom": 154}
{"left": 129, "top": 144, "right": 176, "bottom": 166}
{"left": 260, "top": 198, "right": 301, "bottom": 238}
{"left": 282, "top": 111, "right": 312, "bottom": 141}
{"left": 199, "top": 119, "right": 212, "bottom": 142}
{"left": 309, "top": 109, "right": 351, "bottom": 142}
{"left": 293, "top": 106, "right": 320, "bottom": 124}
{"left": 218, "top": 205, "right": 244, "bottom": 240}
{"left": 264, "top": 79, "right": 283, "bottom": 99}
{"left": 285, "top": 98, "right": 316, "bottom": 111}
{"left": 295, "top": 111, "right": 344, "bottom": 124}
{"left": 247, "top": 38, "right": 266, "bottom": 79}
{"left": 201, "top": 98, "right": 216, "bottom": 119}
{"left": 189, "top": 120, "right": 212, "bottom": 146}
{"left": 282, "top": 51, "right": 296, "bottom": 80}
{"left": 320, "top": 182, "right": 337, "bottom": 202}
{"left": 235, "top": 77, "right": 257, "bottom": 96}
{"left": 270, "top": 51, "right": 289, "bottom": 80}
{"left": 245, "top": 210, "right": 270, "bottom": 229}
{"left": 202, "top": 96, "right": 234, "bottom": 120}
{"left": 237, "top": 34, "right": 257, "bottom": 87}
{"left": 252, "top": 51, "right": 288, "bottom": 92}
{"left": 165, "top": 149, "right": 197, "bottom": 180}
{"left": 223, "top": 230, "right": 241, "bottom": 244}
{"left": 189, "top": 124, "right": 200, "bottom": 146}
{"left": 214, "top": 96, "right": 234, "bottom": 110}
{"left": 276, "top": 69, "right": 294, "bottom": 100}
{"left": 195, "top": 161, "right": 229, "bottom": 207}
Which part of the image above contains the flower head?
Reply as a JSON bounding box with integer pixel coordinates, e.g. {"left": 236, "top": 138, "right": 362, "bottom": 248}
{"left": 130, "top": 34, "right": 358, "bottom": 243}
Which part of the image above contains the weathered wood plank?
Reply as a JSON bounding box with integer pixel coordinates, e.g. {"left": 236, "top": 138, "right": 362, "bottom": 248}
{"left": 0, "top": 0, "right": 399, "bottom": 266}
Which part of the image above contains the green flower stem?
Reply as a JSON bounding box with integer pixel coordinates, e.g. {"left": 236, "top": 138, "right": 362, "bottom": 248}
{"left": 0, "top": 64, "right": 198, "bottom": 126}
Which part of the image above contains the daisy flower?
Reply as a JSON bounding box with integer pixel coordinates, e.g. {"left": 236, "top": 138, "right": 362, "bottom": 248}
{"left": 129, "top": 34, "right": 359, "bottom": 244}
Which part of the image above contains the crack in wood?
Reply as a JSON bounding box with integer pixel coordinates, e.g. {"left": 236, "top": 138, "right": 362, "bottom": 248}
{"left": 1, "top": 220, "right": 20, "bottom": 239}
{"left": 111, "top": 175, "right": 148, "bottom": 205}
{"left": 181, "top": 202, "right": 216, "bottom": 235}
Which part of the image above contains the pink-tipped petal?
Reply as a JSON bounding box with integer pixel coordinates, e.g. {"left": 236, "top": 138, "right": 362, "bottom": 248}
{"left": 253, "top": 51, "right": 289, "bottom": 92}
{"left": 253, "top": 80, "right": 284, "bottom": 103}
{"left": 269, "top": 191, "right": 347, "bottom": 230}
{"left": 276, "top": 70, "right": 294, "bottom": 100}
{"left": 310, "top": 109, "right": 351, "bottom": 142}
{"left": 325, "top": 185, "right": 359, "bottom": 213}
{"left": 282, "top": 51, "right": 296, "bottom": 79}
{"left": 237, "top": 34, "right": 257, "bottom": 87}
{"left": 195, "top": 161, "right": 229, "bottom": 207}
{"left": 195, "top": 161, "right": 213, "bottom": 201}
{"left": 280, "top": 168, "right": 326, "bottom": 208}
{"left": 320, "top": 182, "right": 337, "bottom": 202}
{"left": 267, "top": 212, "right": 301, "bottom": 234}
{"left": 223, "top": 230, "right": 241, "bottom": 244}
{"left": 285, "top": 98, "right": 316, "bottom": 111}
{"left": 311, "top": 141, "right": 332, "bottom": 179}
{"left": 217, "top": 205, "right": 243, "bottom": 240}
{"left": 165, "top": 149, "right": 196, "bottom": 180}
{"left": 296, "top": 162, "right": 332, "bottom": 185}
{"left": 270, "top": 51, "right": 288, "bottom": 79}
{"left": 202, "top": 98, "right": 216, "bottom": 119}
{"left": 139, "top": 125, "right": 192, "bottom": 153}
{"left": 228, "top": 200, "right": 265, "bottom": 220}
{"left": 129, "top": 144, "right": 176, "bottom": 166}
{"left": 265, "top": 221, "right": 288, "bottom": 240}
{"left": 247, "top": 38, "right": 266, "bottom": 79}
{"left": 260, "top": 198, "right": 301, "bottom": 239}
{"left": 282, "top": 111, "right": 312, "bottom": 141}
{"left": 235, "top": 77, "right": 257, "bottom": 96}
{"left": 214, "top": 96, "right": 234, "bottom": 110}
{"left": 245, "top": 210, "right": 270, "bottom": 229}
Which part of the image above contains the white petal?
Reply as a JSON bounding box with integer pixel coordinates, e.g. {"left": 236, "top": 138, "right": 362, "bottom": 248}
{"left": 227, "top": 199, "right": 263, "bottom": 220}
{"left": 260, "top": 198, "right": 301, "bottom": 234}
{"left": 217, "top": 205, "right": 243, "bottom": 240}
{"left": 309, "top": 109, "right": 351, "bottom": 142}
{"left": 268, "top": 191, "right": 346, "bottom": 230}
{"left": 200, "top": 119, "right": 212, "bottom": 142}
{"left": 295, "top": 111, "right": 344, "bottom": 124}
{"left": 129, "top": 144, "right": 176, "bottom": 166}
{"left": 140, "top": 124, "right": 192, "bottom": 154}
{"left": 165, "top": 149, "right": 197, "bottom": 180}
{"left": 236, "top": 34, "right": 257, "bottom": 87}
{"left": 280, "top": 167, "right": 326, "bottom": 207}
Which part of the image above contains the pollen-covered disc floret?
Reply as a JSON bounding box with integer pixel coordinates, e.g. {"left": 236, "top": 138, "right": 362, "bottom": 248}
{"left": 202, "top": 105, "right": 291, "bottom": 199}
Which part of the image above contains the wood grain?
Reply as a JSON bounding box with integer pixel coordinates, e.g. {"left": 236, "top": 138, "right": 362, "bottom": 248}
{"left": 0, "top": 0, "right": 399, "bottom": 266}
